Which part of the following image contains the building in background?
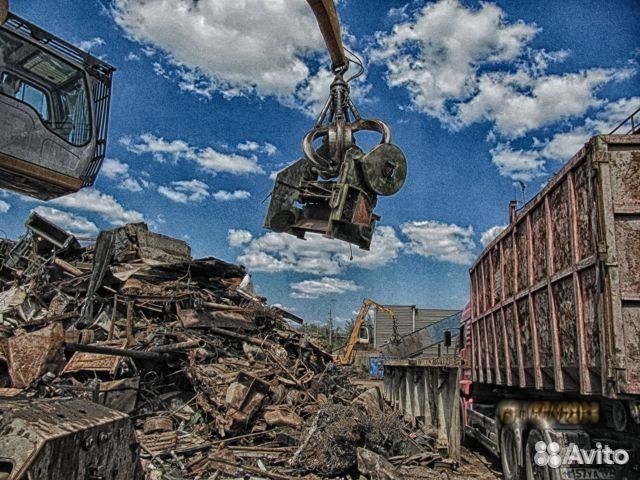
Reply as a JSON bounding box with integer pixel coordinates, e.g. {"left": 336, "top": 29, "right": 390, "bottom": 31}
{"left": 373, "top": 305, "right": 460, "bottom": 350}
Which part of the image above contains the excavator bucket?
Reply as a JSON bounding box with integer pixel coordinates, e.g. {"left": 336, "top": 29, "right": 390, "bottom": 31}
{"left": 0, "top": 13, "right": 114, "bottom": 200}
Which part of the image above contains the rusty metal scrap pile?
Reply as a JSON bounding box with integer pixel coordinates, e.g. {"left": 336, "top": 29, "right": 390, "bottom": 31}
{"left": 0, "top": 214, "right": 454, "bottom": 479}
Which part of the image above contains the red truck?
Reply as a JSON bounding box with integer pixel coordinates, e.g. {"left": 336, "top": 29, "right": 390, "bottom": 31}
{"left": 460, "top": 131, "right": 640, "bottom": 480}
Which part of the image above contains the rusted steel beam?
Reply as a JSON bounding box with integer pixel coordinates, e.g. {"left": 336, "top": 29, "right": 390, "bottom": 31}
{"left": 204, "top": 326, "right": 277, "bottom": 348}
{"left": 0, "top": 0, "right": 8, "bottom": 25}
{"left": 306, "top": 0, "right": 346, "bottom": 70}
{"left": 53, "top": 258, "right": 84, "bottom": 277}
{"left": 65, "top": 342, "right": 165, "bottom": 361}
{"left": 149, "top": 340, "right": 204, "bottom": 353}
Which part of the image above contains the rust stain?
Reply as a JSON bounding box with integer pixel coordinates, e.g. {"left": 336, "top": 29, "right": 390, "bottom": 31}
{"left": 7, "top": 322, "right": 65, "bottom": 388}
{"left": 62, "top": 339, "right": 127, "bottom": 375}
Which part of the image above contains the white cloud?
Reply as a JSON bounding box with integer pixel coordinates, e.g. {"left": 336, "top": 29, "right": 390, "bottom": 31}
{"left": 122, "top": 133, "right": 264, "bottom": 175}
{"left": 228, "top": 229, "right": 253, "bottom": 247}
{"left": 372, "top": 0, "right": 537, "bottom": 120}
{"left": 33, "top": 206, "right": 99, "bottom": 236}
{"left": 387, "top": 5, "right": 410, "bottom": 21}
{"left": 196, "top": 148, "right": 264, "bottom": 175}
{"left": 50, "top": 188, "right": 144, "bottom": 226}
{"left": 111, "top": 0, "right": 325, "bottom": 101}
{"left": 76, "top": 37, "right": 106, "bottom": 51}
{"left": 290, "top": 277, "right": 362, "bottom": 299}
{"left": 402, "top": 220, "right": 476, "bottom": 265}
{"left": 118, "top": 177, "right": 144, "bottom": 192}
{"left": 372, "top": 0, "right": 634, "bottom": 137}
{"left": 456, "top": 68, "right": 632, "bottom": 138}
{"left": 0, "top": 199, "right": 10, "bottom": 213}
{"left": 121, "top": 133, "right": 189, "bottom": 162}
{"left": 490, "top": 143, "right": 546, "bottom": 181}
{"left": 211, "top": 190, "right": 251, "bottom": 202}
{"left": 480, "top": 225, "right": 507, "bottom": 247}
{"left": 125, "top": 52, "right": 141, "bottom": 61}
{"left": 101, "top": 158, "right": 150, "bottom": 192}
{"left": 102, "top": 158, "right": 130, "bottom": 179}
{"left": 237, "top": 141, "right": 278, "bottom": 156}
{"left": 152, "top": 62, "right": 169, "bottom": 79}
{"left": 157, "top": 179, "right": 210, "bottom": 203}
{"left": 237, "top": 226, "right": 403, "bottom": 275}
{"left": 490, "top": 96, "right": 640, "bottom": 180}
{"left": 539, "top": 96, "right": 640, "bottom": 161}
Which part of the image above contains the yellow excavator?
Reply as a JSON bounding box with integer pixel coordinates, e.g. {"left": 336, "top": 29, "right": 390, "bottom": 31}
{"left": 333, "top": 298, "right": 398, "bottom": 366}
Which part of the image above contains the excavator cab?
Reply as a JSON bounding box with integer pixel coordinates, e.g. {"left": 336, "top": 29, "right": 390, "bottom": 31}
{"left": 0, "top": 12, "right": 114, "bottom": 200}
{"left": 357, "top": 326, "right": 370, "bottom": 344}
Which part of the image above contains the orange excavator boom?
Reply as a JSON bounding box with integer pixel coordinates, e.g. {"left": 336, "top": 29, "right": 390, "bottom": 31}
{"left": 0, "top": 0, "right": 8, "bottom": 24}
{"left": 334, "top": 299, "right": 397, "bottom": 366}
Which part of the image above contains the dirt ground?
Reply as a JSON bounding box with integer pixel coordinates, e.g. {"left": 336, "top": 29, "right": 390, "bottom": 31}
{"left": 456, "top": 445, "right": 502, "bottom": 479}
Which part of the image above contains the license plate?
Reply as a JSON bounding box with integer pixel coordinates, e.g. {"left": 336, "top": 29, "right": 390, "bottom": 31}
{"left": 560, "top": 467, "right": 616, "bottom": 480}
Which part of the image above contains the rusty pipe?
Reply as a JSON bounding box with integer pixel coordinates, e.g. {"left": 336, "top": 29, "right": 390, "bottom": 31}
{"left": 148, "top": 340, "right": 205, "bottom": 353}
{"left": 65, "top": 343, "right": 166, "bottom": 361}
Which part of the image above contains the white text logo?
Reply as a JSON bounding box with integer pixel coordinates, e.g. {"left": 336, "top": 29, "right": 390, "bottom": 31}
{"left": 534, "top": 442, "right": 629, "bottom": 469}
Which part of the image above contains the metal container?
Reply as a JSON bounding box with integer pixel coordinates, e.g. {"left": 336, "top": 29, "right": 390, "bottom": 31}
{"left": 467, "top": 135, "right": 640, "bottom": 399}
{"left": 0, "top": 398, "right": 142, "bottom": 480}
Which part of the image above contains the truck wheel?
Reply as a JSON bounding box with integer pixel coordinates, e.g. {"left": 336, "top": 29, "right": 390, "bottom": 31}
{"left": 525, "top": 429, "right": 551, "bottom": 480}
{"left": 500, "top": 428, "right": 523, "bottom": 480}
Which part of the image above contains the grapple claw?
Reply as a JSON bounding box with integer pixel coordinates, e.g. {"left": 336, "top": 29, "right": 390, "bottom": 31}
{"left": 264, "top": 71, "right": 406, "bottom": 250}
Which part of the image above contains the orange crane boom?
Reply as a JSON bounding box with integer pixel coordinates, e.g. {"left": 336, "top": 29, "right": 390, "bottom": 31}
{"left": 0, "top": 0, "right": 7, "bottom": 24}
{"left": 334, "top": 299, "right": 397, "bottom": 366}
{"left": 306, "top": 0, "right": 348, "bottom": 71}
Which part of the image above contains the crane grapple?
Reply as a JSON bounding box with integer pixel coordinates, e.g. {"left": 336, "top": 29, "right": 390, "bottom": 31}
{"left": 265, "top": 0, "right": 407, "bottom": 251}
{"left": 265, "top": 72, "right": 407, "bottom": 250}
{"left": 0, "top": 12, "right": 114, "bottom": 200}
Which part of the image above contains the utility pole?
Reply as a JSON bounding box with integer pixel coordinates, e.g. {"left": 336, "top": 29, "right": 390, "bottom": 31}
{"left": 328, "top": 299, "right": 336, "bottom": 349}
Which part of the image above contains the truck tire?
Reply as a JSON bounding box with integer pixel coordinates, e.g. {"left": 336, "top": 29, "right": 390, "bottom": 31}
{"left": 524, "top": 429, "right": 551, "bottom": 480}
{"left": 500, "top": 428, "right": 524, "bottom": 480}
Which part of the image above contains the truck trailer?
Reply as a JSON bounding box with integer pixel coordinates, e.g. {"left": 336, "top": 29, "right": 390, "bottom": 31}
{"left": 461, "top": 133, "right": 640, "bottom": 480}
{"left": 382, "top": 129, "right": 640, "bottom": 480}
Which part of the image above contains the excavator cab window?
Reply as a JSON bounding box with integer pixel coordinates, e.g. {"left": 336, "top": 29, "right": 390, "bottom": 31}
{"left": 358, "top": 326, "right": 370, "bottom": 344}
{"left": 0, "top": 32, "right": 91, "bottom": 146}
{"left": 1, "top": 73, "right": 49, "bottom": 120}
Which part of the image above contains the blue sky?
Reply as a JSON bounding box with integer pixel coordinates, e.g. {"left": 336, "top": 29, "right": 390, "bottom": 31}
{"left": 1, "top": 0, "right": 638, "bottom": 326}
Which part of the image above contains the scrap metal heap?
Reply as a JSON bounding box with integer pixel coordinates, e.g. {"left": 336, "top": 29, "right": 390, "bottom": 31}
{"left": 0, "top": 213, "right": 459, "bottom": 480}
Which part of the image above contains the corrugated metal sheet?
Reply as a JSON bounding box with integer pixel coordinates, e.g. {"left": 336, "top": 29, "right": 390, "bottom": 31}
{"left": 415, "top": 309, "right": 459, "bottom": 331}
{"left": 374, "top": 305, "right": 414, "bottom": 348}
{"left": 374, "top": 306, "right": 461, "bottom": 348}
{"left": 468, "top": 135, "right": 640, "bottom": 399}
